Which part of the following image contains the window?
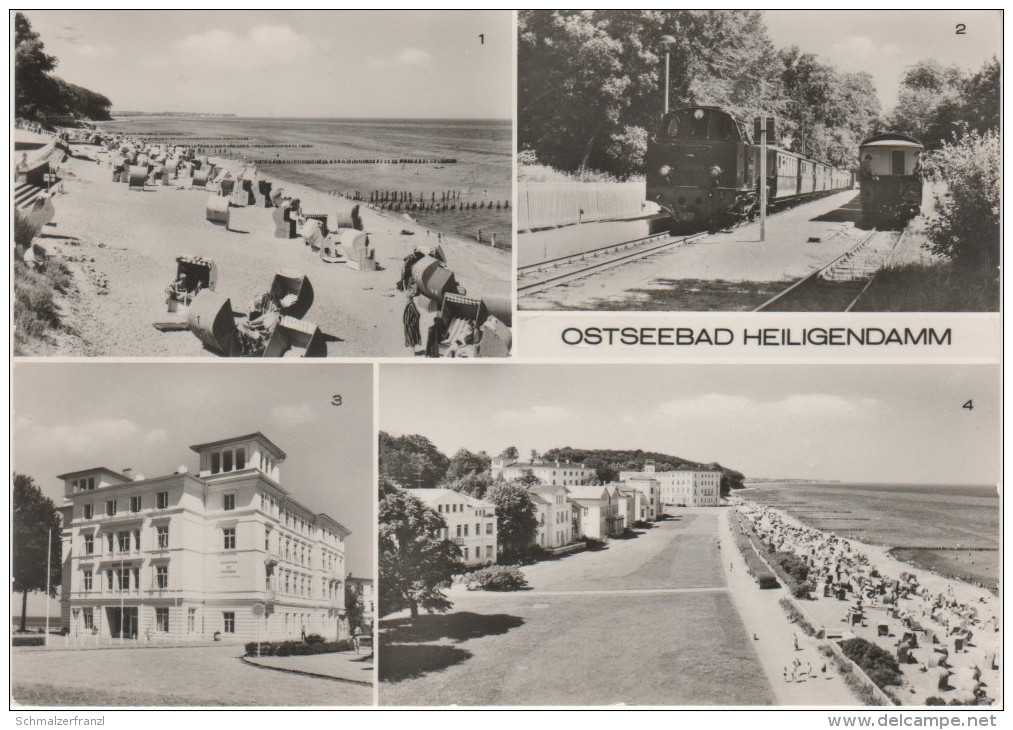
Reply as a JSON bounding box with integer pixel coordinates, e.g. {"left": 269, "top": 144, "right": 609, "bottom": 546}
{"left": 211, "top": 452, "right": 221, "bottom": 474}
{"left": 223, "top": 612, "right": 235, "bottom": 633}
{"left": 223, "top": 450, "right": 233, "bottom": 472}
{"left": 156, "top": 565, "right": 168, "bottom": 589}
{"left": 118, "top": 568, "right": 130, "bottom": 590}
{"left": 463, "top": 524, "right": 469, "bottom": 537}
{"left": 117, "top": 531, "right": 131, "bottom": 552}
{"left": 106, "top": 570, "right": 114, "bottom": 590}
{"left": 486, "top": 523, "right": 493, "bottom": 535}
{"left": 83, "top": 569, "right": 93, "bottom": 591}
{"left": 156, "top": 525, "right": 169, "bottom": 549}
{"left": 155, "top": 607, "right": 169, "bottom": 633}
{"left": 156, "top": 492, "right": 168, "bottom": 509}
{"left": 106, "top": 500, "right": 117, "bottom": 517}
{"left": 84, "top": 504, "right": 94, "bottom": 519}
{"left": 223, "top": 527, "right": 236, "bottom": 550}
{"left": 235, "top": 448, "right": 245, "bottom": 470}
{"left": 223, "top": 493, "right": 235, "bottom": 511}
{"left": 475, "top": 523, "right": 480, "bottom": 535}
{"left": 84, "top": 534, "right": 94, "bottom": 555}
{"left": 130, "top": 496, "right": 142, "bottom": 512}
{"left": 486, "top": 545, "right": 494, "bottom": 558}
{"left": 188, "top": 608, "right": 196, "bottom": 633}
{"left": 456, "top": 525, "right": 462, "bottom": 537}
{"left": 82, "top": 608, "right": 94, "bottom": 630}
{"left": 265, "top": 527, "right": 271, "bottom": 551}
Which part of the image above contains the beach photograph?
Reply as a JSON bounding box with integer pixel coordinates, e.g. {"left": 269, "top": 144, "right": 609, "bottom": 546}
{"left": 11, "top": 362, "right": 375, "bottom": 706}
{"left": 376, "top": 363, "right": 1000, "bottom": 706}
{"left": 516, "top": 10, "right": 1000, "bottom": 313}
{"left": 14, "top": 10, "right": 513, "bottom": 357}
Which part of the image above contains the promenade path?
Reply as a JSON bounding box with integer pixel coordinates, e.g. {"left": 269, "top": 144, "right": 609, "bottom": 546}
{"left": 520, "top": 189, "right": 866, "bottom": 310}
{"left": 381, "top": 512, "right": 778, "bottom": 706}
{"left": 715, "top": 509, "right": 860, "bottom": 706}
{"left": 11, "top": 644, "right": 371, "bottom": 706}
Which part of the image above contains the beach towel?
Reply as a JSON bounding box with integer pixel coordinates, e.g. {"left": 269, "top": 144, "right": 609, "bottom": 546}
{"left": 403, "top": 299, "right": 421, "bottom": 349}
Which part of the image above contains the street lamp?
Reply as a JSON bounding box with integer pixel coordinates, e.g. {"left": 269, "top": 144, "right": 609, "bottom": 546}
{"left": 660, "top": 35, "right": 677, "bottom": 115}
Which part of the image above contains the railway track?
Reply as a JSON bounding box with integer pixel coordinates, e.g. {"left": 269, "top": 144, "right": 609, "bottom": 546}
{"left": 753, "top": 229, "right": 905, "bottom": 312}
{"left": 517, "top": 230, "right": 707, "bottom": 296}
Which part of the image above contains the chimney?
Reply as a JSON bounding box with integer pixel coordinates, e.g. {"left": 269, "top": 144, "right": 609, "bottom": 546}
{"left": 122, "top": 468, "right": 134, "bottom": 480}
{"left": 133, "top": 473, "right": 145, "bottom": 481}
{"left": 177, "top": 465, "right": 189, "bottom": 475}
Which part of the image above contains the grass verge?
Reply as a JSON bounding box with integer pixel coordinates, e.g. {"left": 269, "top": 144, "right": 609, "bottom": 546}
{"left": 13, "top": 257, "right": 74, "bottom": 354}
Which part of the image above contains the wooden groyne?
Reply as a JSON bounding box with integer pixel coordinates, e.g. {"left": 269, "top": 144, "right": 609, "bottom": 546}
{"left": 246, "top": 157, "right": 458, "bottom": 165}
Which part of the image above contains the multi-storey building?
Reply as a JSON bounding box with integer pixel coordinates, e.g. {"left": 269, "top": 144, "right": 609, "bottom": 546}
{"left": 568, "top": 485, "right": 624, "bottom": 540}
{"left": 491, "top": 457, "right": 595, "bottom": 487}
{"left": 616, "top": 477, "right": 660, "bottom": 521}
{"left": 527, "top": 484, "right": 573, "bottom": 549}
{"left": 407, "top": 488, "right": 497, "bottom": 567}
{"left": 619, "top": 461, "right": 722, "bottom": 509}
{"left": 346, "top": 576, "right": 374, "bottom": 630}
{"left": 59, "top": 433, "right": 351, "bottom": 642}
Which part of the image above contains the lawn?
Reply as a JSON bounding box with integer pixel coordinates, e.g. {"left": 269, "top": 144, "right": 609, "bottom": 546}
{"left": 380, "top": 591, "right": 774, "bottom": 706}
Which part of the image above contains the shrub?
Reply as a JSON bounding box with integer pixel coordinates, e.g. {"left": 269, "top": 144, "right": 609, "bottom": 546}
{"left": 921, "top": 129, "right": 1000, "bottom": 271}
{"left": 304, "top": 633, "right": 326, "bottom": 645}
{"left": 840, "top": 638, "right": 903, "bottom": 688}
{"left": 466, "top": 565, "right": 528, "bottom": 592}
{"left": 14, "top": 210, "right": 43, "bottom": 250}
{"left": 12, "top": 635, "right": 45, "bottom": 647}
{"left": 245, "top": 638, "right": 353, "bottom": 657}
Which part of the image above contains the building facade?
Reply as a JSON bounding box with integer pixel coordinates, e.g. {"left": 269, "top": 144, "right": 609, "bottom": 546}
{"left": 491, "top": 457, "right": 596, "bottom": 487}
{"left": 568, "top": 486, "right": 624, "bottom": 540}
{"left": 407, "top": 488, "right": 498, "bottom": 567}
{"left": 619, "top": 461, "right": 721, "bottom": 509}
{"left": 527, "top": 484, "right": 573, "bottom": 549}
{"left": 346, "top": 576, "right": 374, "bottom": 630}
{"left": 616, "top": 477, "right": 660, "bottom": 521}
{"left": 59, "top": 433, "right": 351, "bottom": 643}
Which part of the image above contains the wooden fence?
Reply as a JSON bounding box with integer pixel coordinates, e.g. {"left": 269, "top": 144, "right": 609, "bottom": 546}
{"left": 517, "top": 181, "right": 647, "bottom": 230}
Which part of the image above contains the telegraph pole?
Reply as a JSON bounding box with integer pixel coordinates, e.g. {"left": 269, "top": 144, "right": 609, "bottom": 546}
{"left": 44, "top": 527, "right": 51, "bottom": 642}
{"left": 760, "top": 123, "right": 767, "bottom": 243}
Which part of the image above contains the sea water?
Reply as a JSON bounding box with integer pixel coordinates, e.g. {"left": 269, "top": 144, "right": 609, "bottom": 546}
{"left": 101, "top": 116, "right": 512, "bottom": 245}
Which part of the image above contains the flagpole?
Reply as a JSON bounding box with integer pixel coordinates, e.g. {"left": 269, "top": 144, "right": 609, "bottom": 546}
{"left": 44, "top": 527, "right": 51, "bottom": 643}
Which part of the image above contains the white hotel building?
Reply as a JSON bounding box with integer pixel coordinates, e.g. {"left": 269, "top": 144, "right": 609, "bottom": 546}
{"left": 491, "top": 457, "right": 596, "bottom": 487}
{"left": 407, "top": 488, "right": 498, "bottom": 567}
{"left": 619, "top": 461, "right": 722, "bottom": 509}
{"left": 59, "top": 433, "right": 351, "bottom": 642}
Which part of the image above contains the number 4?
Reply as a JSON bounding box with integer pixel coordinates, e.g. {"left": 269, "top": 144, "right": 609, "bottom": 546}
{"left": 963, "top": 399, "right": 974, "bottom": 411}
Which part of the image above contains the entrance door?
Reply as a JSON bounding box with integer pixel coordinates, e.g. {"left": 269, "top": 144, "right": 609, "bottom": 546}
{"left": 891, "top": 150, "right": 906, "bottom": 176}
{"left": 106, "top": 607, "right": 138, "bottom": 638}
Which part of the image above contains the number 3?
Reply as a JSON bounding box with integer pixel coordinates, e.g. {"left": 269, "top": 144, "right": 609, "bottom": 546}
{"left": 332, "top": 395, "right": 343, "bottom": 406}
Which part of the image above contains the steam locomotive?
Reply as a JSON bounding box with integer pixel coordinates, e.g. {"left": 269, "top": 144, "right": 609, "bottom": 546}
{"left": 645, "top": 106, "right": 853, "bottom": 229}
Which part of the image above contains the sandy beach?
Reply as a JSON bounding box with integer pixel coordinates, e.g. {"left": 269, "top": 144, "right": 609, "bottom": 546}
{"left": 25, "top": 142, "right": 510, "bottom": 357}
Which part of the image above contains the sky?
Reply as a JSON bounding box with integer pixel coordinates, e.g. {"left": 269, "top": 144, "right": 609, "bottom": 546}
{"left": 380, "top": 363, "right": 1000, "bottom": 487}
{"left": 20, "top": 10, "right": 513, "bottom": 119}
{"left": 12, "top": 362, "right": 374, "bottom": 617}
{"left": 763, "top": 10, "right": 1001, "bottom": 111}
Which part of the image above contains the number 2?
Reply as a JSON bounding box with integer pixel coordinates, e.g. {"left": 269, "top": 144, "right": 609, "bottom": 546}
{"left": 963, "top": 399, "right": 974, "bottom": 411}
{"left": 956, "top": 23, "right": 966, "bottom": 34}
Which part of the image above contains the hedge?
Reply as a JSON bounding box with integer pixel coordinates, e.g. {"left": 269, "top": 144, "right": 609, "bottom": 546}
{"left": 466, "top": 565, "right": 529, "bottom": 591}
{"left": 12, "top": 635, "right": 46, "bottom": 647}
{"left": 731, "top": 514, "right": 780, "bottom": 589}
{"left": 245, "top": 638, "right": 354, "bottom": 657}
{"left": 839, "top": 638, "right": 903, "bottom": 688}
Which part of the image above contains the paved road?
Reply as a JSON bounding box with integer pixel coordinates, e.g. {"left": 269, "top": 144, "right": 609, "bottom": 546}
{"left": 12, "top": 644, "right": 372, "bottom": 707}
{"left": 381, "top": 512, "right": 776, "bottom": 706}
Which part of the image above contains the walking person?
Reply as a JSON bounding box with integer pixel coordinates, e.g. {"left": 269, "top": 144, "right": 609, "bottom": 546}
{"left": 352, "top": 624, "right": 361, "bottom": 655}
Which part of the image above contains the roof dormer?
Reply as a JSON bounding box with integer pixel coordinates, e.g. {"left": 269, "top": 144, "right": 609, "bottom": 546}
{"left": 57, "top": 467, "right": 132, "bottom": 497}
{"left": 189, "top": 432, "right": 286, "bottom": 482}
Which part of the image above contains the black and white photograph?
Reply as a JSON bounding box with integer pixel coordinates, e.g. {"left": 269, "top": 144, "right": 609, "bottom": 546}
{"left": 516, "top": 10, "right": 1000, "bottom": 313}
{"left": 11, "top": 362, "right": 375, "bottom": 706}
{"left": 13, "top": 10, "right": 513, "bottom": 358}
{"left": 376, "top": 363, "right": 999, "bottom": 707}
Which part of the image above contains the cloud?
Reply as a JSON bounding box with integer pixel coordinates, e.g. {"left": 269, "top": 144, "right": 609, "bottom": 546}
{"left": 13, "top": 417, "right": 154, "bottom": 458}
{"left": 397, "top": 47, "right": 432, "bottom": 66}
{"left": 654, "top": 393, "right": 876, "bottom": 426}
{"left": 271, "top": 403, "right": 318, "bottom": 428}
{"left": 494, "top": 405, "right": 574, "bottom": 426}
{"left": 147, "top": 24, "right": 315, "bottom": 74}
{"left": 76, "top": 44, "right": 117, "bottom": 59}
{"left": 144, "top": 429, "right": 169, "bottom": 447}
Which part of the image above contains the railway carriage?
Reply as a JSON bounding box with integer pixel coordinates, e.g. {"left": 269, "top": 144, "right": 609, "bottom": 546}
{"left": 857, "top": 133, "right": 924, "bottom": 228}
{"left": 646, "top": 105, "right": 853, "bottom": 229}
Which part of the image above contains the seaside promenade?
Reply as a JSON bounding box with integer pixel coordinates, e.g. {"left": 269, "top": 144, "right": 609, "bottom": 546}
{"left": 380, "top": 511, "right": 860, "bottom": 706}
{"left": 23, "top": 144, "right": 509, "bottom": 357}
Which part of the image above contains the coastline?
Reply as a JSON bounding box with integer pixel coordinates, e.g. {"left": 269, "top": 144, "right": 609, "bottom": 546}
{"left": 23, "top": 143, "right": 509, "bottom": 357}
